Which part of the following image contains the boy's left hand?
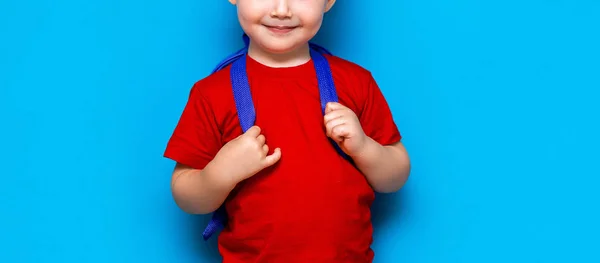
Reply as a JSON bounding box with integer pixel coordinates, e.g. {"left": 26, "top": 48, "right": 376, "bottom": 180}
{"left": 324, "top": 102, "right": 368, "bottom": 157}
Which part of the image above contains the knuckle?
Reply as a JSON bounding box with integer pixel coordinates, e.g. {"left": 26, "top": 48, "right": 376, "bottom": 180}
{"left": 252, "top": 140, "right": 261, "bottom": 150}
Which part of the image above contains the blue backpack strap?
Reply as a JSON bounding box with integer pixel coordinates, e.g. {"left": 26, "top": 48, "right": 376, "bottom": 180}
{"left": 309, "top": 42, "right": 333, "bottom": 56}
{"left": 202, "top": 34, "right": 349, "bottom": 241}
{"left": 309, "top": 49, "right": 352, "bottom": 161}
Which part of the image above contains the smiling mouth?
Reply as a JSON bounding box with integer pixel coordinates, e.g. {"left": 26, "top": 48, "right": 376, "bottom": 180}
{"left": 264, "top": 25, "right": 298, "bottom": 34}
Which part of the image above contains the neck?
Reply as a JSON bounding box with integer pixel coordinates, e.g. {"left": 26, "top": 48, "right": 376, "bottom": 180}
{"left": 247, "top": 41, "right": 311, "bottom": 68}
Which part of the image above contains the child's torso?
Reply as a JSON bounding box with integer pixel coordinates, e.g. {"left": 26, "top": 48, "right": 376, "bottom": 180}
{"left": 201, "top": 55, "right": 376, "bottom": 263}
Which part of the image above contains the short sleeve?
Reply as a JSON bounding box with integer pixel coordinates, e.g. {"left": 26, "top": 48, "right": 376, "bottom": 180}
{"left": 359, "top": 74, "right": 402, "bottom": 146}
{"left": 163, "top": 84, "right": 222, "bottom": 170}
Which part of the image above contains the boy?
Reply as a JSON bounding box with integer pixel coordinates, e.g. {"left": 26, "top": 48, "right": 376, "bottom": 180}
{"left": 164, "top": 0, "right": 411, "bottom": 262}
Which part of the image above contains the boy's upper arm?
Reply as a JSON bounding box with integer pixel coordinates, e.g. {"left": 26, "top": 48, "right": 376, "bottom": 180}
{"left": 358, "top": 74, "right": 402, "bottom": 146}
{"left": 164, "top": 83, "right": 222, "bottom": 170}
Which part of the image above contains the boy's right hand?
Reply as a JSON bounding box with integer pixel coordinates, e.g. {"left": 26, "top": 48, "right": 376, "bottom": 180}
{"left": 211, "top": 126, "right": 281, "bottom": 186}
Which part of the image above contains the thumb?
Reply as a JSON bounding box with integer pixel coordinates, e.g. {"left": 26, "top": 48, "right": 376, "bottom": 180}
{"left": 263, "top": 148, "right": 282, "bottom": 167}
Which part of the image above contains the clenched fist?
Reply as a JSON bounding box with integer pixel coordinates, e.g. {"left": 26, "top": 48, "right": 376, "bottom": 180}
{"left": 324, "top": 102, "right": 368, "bottom": 157}
{"left": 212, "top": 126, "right": 281, "bottom": 185}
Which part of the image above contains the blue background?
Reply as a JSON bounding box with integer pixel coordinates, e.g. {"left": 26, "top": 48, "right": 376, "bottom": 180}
{"left": 1, "top": 0, "right": 599, "bottom": 262}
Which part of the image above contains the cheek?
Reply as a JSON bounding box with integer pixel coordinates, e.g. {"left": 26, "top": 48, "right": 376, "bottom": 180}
{"left": 300, "top": 13, "right": 324, "bottom": 33}
{"left": 293, "top": 4, "right": 325, "bottom": 30}
{"left": 237, "top": 2, "right": 266, "bottom": 25}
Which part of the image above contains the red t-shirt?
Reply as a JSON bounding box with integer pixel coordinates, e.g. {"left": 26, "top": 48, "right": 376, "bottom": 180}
{"left": 164, "top": 54, "right": 401, "bottom": 263}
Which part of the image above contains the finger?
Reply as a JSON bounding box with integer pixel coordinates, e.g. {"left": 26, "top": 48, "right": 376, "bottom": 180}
{"left": 257, "top": 134, "right": 266, "bottom": 145}
{"left": 264, "top": 148, "right": 282, "bottom": 167}
{"left": 244, "top": 126, "right": 261, "bottom": 137}
{"left": 326, "top": 117, "right": 346, "bottom": 138}
{"left": 262, "top": 144, "right": 269, "bottom": 155}
{"left": 325, "top": 102, "right": 345, "bottom": 113}
{"left": 331, "top": 124, "right": 349, "bottom": 142}
{"left": 323, "top": 110, "right": 345, "bottom": 124}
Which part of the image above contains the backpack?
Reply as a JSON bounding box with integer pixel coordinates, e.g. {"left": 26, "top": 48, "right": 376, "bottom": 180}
{"left": 202, "top": 34, "right": 351, "bottom": 240}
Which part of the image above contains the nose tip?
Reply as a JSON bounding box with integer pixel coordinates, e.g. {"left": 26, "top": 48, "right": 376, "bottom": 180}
{"left": 271, "top": 0, "right": 292, "bottom": 18}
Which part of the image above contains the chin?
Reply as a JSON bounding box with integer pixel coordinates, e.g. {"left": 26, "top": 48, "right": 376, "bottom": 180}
{"left": 257, "top": 39, "right": 303, "bottom": 55}
{"left": 263, "top": 44, "right": 299, "bottom": 54}
{"left": 249, "top": 29, "right": 311, "bottom": 54}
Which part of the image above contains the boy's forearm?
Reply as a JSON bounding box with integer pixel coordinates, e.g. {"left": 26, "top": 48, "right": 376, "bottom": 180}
{"left": 352, "top": 138, "right": 411, "bottom": 193}
{"left": 171, "top": 161, "right": 235, "bottom": 214}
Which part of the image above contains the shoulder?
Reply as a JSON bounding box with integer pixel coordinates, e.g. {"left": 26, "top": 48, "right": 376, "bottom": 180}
{"left": 323, "top": 54, "right": 377, "bottom": 111}
{"left": 324, "top": 54, "right": 374, "bottom": 81}
{"left": 179, "top": 64, "right": 236, "bottom": 127}
{"left": 189, "top": 65, "right": 233, "bottom": 99}
{"left": 183, "top": 63, "right": 235, "bottom": 116}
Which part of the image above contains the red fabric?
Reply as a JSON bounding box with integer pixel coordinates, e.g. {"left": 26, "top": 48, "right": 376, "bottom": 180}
{"left": 164, "top": 54, "right": 401, "bottom": 263}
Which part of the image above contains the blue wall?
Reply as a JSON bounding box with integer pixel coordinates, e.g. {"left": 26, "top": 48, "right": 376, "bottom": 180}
{"left": 1, "top": 0, "right": 599, "bottom": 262}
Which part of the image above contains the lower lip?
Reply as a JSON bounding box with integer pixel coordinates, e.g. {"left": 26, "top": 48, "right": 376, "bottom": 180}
{"left": 266, "top": 26, "right": 296, "bottom": 34}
